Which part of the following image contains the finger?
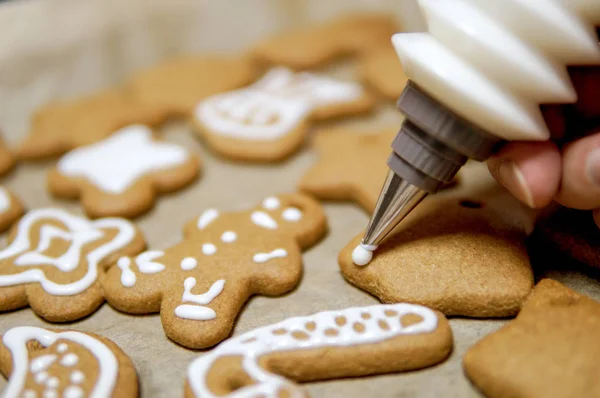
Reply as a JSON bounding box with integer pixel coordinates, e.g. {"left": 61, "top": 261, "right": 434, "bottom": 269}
{"left": 487, "top": 141, "right": 561, "bottom": 208}
{"left": 569, "top": 66, "right": 600, "bottom": 118}
{"left": 555, "top": 130, "right": 600, "bottom": 209}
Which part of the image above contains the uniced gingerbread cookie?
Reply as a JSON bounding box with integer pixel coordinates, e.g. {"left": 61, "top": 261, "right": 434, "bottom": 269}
{"left": 0, "top": 208, "right": 145, "bottom": 322}
{"left": 339, "top": 197, "right": 534, "bottom": 317}
{"left": 0, "top": 135, "right": 15, "bottom": 176}
{"left": 252, "top": 14, "right": 400, "bottom": 69}
{"left": 0, "top": 326, "right": 138, "bottom": 398}
{"left": 358, "top": 44, "right": 408, "bottom": 101}
{"left": 48, "top": 124, "right": 201, "bottom": 219}
{"left": 127, "top": 55, "right": 258, "bottom": 117}
{"left": 463, "top": 279, "right": 600, "bottom": 398}
{"left": 102, "top": 193, "right": 326, "bottom": 349}
{"left": 0, "top": 186, "right": 25, "bottom": 233}
{"left": 17, "top": 89, "right": 168, "bottom": 159}
{"left": 193, "top": 67, "right": 374, "bottom": 161}
{"left": 185, "top": 303, "right": 452, "bottom": 397}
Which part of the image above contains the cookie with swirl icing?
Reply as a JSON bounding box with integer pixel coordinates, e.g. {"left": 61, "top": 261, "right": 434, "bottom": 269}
{"left": 102, "top": 193, "right": 326, "bottom": 349}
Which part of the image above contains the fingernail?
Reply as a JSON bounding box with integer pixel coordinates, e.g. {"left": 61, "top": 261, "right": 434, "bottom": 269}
{"left": 586, "top": 148, "right": 600, "bottom": 187}
{"left": 498, "top": 160, "right": 535, "bottom": 208}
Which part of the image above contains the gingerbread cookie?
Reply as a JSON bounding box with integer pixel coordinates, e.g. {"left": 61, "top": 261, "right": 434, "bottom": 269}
{"left": 0, "top": 326, "right": 137, "bottom": 398}
{"left": 299, "top": 127, "right": 457, "bottom": 213}
{"left": 339, "top": 197, "right": 534, "bottom": 317}
{"left": 464, "top": 279, "right": 600, "bottom": 398}
{"left": 185, "top": 303, "right": 452, "bottom": 397}
{"left": 358, "top": 44, "right": 408, "bottom": 101}
{"left": 0, "top": 135, "right": 15, "bottom": 176}
{"left": 252, "top": 14, "right": 400, "bottom": 69}
{"left": 127, "top": 55, "right": 258, "bottom": 117}
{"left": 102, "top": 193, "right": 326, "bottom": 349}
{"left": 48, "top": 124, "right": 201, "bottom": 219}
{"left": 193, "top": 67, "right": 374, "bottom": 161}
{"left": 17, "top": 89, "right": 168, "bottom": 159}
{"left": 0, "top": 186, "right": 25, "bottom": 233}
{"left": 0, "top": 208, "right": 145, "bottom": 322}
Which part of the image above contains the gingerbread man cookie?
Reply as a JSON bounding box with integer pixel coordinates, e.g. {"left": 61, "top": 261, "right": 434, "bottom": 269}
{"left": 0, "top": 326, "right": 138, "bottom": 398}
{"left": 0, "top": 208, "right": 145, "bottom": 322}
{"left": 127, "top": 55, "right": 259, "bottom": 117}
{"left": 0, "top": 186, "right": 25, "bottom": 233}
{"left": 48, "top": 124, "right": 201, "bottom": 219}
{"left": 185, "top": 303, "right": 452, "bottom": 397}
{"left": 102, "top": 193, "right": 326, "bottom": 349}
{"left": 17, "top": 89, "right": 168, "bottom": 159}
{"left": 358, "top": 44, "right": 408, "bottom": 101}
{"left": 193, "top": 67, "right": 374, "bottom": 161}
{"left": 252, "top": 14, "right": 400, "bottom": 70}
{"left": 0, "top": 135, "right": 15, "bottom": 176}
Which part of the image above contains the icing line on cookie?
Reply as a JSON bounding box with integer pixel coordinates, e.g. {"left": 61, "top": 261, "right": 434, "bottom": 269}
{"left": 282, "top": 207, "right": 302, "bottom": 222}
{"left": 197, "top": 209, "right": 219, "bottom": 230}
{"left": 181, "top": 278, "right": 225, "bottom": 306}
{"left": 253, "top": 249, "right": 287, "bottom": 264}
{"left": 117, "top": 257, "right": 136, "bottom": 287}
{"left": 135, "top": 250, "right": 166, "bottom": 274}
{"left": 251, "top": 211, "right": 278, "bottom": 229}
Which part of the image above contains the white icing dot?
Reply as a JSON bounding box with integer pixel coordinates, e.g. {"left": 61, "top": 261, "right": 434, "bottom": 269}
{"left": 34, "top": 371, "right": 49, "bottom": 384}
{"left": 63, "top": 386, "right": 84, "bottom": 398}
{"left": 221, "top": 231, "right": 237, "bottom": 243}
{"left": 42, "top": 390, "right": 57, "bottom": 398}
{"left": 197, "top": 208, "right": 219, "bottom": 229}
{"left": 23, "top": 390, "right": 37, "bottom": 398}
{"left": 282, "top": 207, "right": 302, "bottom": 222}
{"left": 180, "top": 257, "right": 198, "bottom": 271}
{"left": 46, "top": 376, "right": 59, "bottom": 388}
{"left": 352, "top": 244, "right": 376, "bottom": 266}
{"left": 253, "top": 248, "right": 288, "bottom": 263}
{"left": 202, "top": 243, "right": 217, "bottom": 256}
{"left": 56, "top": 343, "right": 68, "bottom": 353}
{"left": 30, "top": 355, "right": 56, "bottom": 373}
{"left": 251, "top": 211, "right": 278, "bottom": 229}
{"left": 60, "top": 353, "right": 78, "bottom": 367}
{"left": 70, "top": 370, "right": 85, "bottom": 384}
{"left": 262, "top": 197, "right": 280, "bottom": 210}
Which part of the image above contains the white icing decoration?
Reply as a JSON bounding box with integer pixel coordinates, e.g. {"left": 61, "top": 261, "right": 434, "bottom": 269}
{"left": 194, "top": 67, "right": 365, "bottom": 141}
{"left": 187, "top": 303, "right": 438, "bottom": 397}
{"left": 253, "top": 249, "right": 287, "bottom": 264}
{"left": 56, "top": 343, "right": 68, "bottom": 353}
{"left": 46, "top": 377, "right": 59, "bottom": 388}
{"left": 42, "top": 391, "right": 56, "bottom": 398}
{"left": 352, "top": 244, "right": 378, "bottom": 266}
{"left": 63, "top": 386, "right": 84, "bottom": 398}
{"left": 262, "top": 197, "right": 280, "bottom": 210}
{"left": 70, "top": 370, "right": 85, "bottom": 384}
{"left": 0, "top": 187, "right": 10, "bottom": 213}
{"left": 30, "top": 355, "right": 56, "bottom": 373}
{"left": 117, "top": 257, "right": 136, "bottom": 287}
{"left": 202, "top": 243, "right": 216, "bottom": 256}
{"left": 251, "top": 211, "right": 277, "bottom": 230}
{"left": 135, "top": 250, "right": 166, "bottom": 273}
{"left": 282, "top": 207, "right": 302, "bottom": 222}
{"left": 2, "top": 327, "right": 118, "bottom": 398}
{"left": 34, "top": 371, "right": 49, "bottom": 384}
{"left": 220, "top": 231, "right": 237, "bottom": 243}
{"left": 174, "top": 279, "right": 225, "bottom": 321}
{"left": 60, "top": 353, "right": 78, "bottom": 367}
{"left": 57, "top": 124, "right": 190, "bottom": 194}
{"left": 180, "top": 257, "right": 198, "bottom": 271}
{"left": 197, "top": 209, "right": 219, "bottom": 230}
{"left": 0, "top": 208, "right": 135, "bottom": 296}
{"left": 22, "top": 390, "right": 36, "bottom": 398}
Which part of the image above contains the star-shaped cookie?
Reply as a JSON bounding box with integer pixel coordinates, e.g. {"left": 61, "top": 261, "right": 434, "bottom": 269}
{"left": 48, "top": 124, "right": 200, "bottom": 218}
{"left": 17, "top": 89, "right": 168, "bottom": 159}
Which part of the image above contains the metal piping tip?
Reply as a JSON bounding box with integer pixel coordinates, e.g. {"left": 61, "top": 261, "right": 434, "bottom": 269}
{"left": 361, "top": 170, "right": 428, "bottom": 248}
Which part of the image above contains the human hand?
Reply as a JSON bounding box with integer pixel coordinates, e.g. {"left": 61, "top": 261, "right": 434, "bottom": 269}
{"left": 487, "top": 66, "right": 600, "bottom": 225}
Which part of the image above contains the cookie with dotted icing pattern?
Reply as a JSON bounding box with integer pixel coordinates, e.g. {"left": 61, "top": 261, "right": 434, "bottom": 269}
{"left": 339, "top": 197, "right": 534, "bottom": 317}
{"left": 127, "top": 55, "right": 259, "bottom": 117}
{"left": 17, "top": 89, "right": 168, "bottom": 159}
{"left": 358, "top": 44, "right": 409, "bottom": 101}
{"left": 463, "top": 279, "right": 600, "bottom": 398}
{"left": 102, "top": 193, "right": 326, "bottom": 349}
{"left": 0, "top": 326, "right": 137, "bottom": 398}
{"left": 252, "top": 14, "right": 400, "bottom": 70}
{"left": 0, "top": 186, "right": 25, "bottom": 233}
{"left": 192, "top": 67, "right": 374, "bottom": 162}
{"left": 0, "top": 135, "right": 15, "bottom": 176}
{"left": 299, "top": 127, "right": 458, "bottom": 213}
{"left": 0, "top": 208, "right": 145, "bottom": 322}
{"left": 48, "top": 124, "right": 201, "bottom": 219}
{"left": 185, "top": 303, "right": 452, "bottom": 397}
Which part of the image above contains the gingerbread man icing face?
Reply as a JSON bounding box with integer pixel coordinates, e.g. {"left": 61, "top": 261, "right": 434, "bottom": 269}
{"left": 102, "top": 193, "right": 327, "bottom": 349}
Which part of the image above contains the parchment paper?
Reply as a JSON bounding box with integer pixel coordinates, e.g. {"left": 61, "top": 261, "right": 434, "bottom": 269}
{"left": 1, "top": 1, "right": 599, "bottom": 397}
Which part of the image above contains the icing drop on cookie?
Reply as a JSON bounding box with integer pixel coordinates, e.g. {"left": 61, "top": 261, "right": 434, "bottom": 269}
{"left": 262, "top": 197, "right": 280, "bottom": 210}
{"left": 117, "top": 257, "right": 136, "bottom": 287}
{"left": 57, "top": 343, "right": 68, "bottom": 353}
{"left": 180, "top": 257, "right": 198, "bottom": 271}
{"left": 135, "top": 250, "right": 166, "bottom": 274}
{"left": 30, "top": 355, "right": 56, "bottom": 373}
{"left": 34, "top": 372, "right": 48, "bottom": 384}
{"left": 0, "top": 187, "right": 10, "bottom": 213}
{"left": 202, "top": 243, "right": 217, "bottom": 256}
{"left": 352, "top": 244, "right": 377, "bottom": 266}
{"left": 46, "top": 376, "right": 59, "bottom": 388}
{"left": 251, "top": 211, "right": 278, "bottom": 229}
{"left": 253, "top": 249, "right": 287, "bottom": 263}
{"left": 22, "top": 390, "right": 36, "bottom": 398}
{"left": 63, "top": 385, "right": 84, "bottom": 398}
{"left": 197, "top": 209, "right": 219, "bottom": 230}
{"left": 60, "top": 353, "right": 78, "bottom": 367}
{"left": 282, "top": 207, "right": 302, "bottom": 222}
{"left": 221, "top": 231, "right": 237, "bottom": 243}
{"left": 70, "top": 370, "right": 85, "bottom": 384}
